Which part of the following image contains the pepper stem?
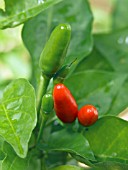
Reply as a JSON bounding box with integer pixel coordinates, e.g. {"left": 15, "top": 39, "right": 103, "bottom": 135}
{"left": 41, "top": 157, "right": 46, "bottom": 170}
{"left": 36, "top": 74, "right": 50, "bottom": 116}
{"left": 36, "top": 74, "right": 50, "bottom": 145}
{"left": 36, "top": 113, "right": 48, "bottom": 144}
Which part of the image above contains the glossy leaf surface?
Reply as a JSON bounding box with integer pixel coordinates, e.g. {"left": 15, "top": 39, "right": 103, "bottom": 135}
{"left": 94, "top": 30, "right": 128, "bottom": 73}
{"left": 76, "top": 28, "right": 128, "bottom": 73}
{"left": 85, "top": 116, "right": 128, "bottom": 164}
{"left": 0, "top": 79, "right": 37, "bottom": 158}
{"left": 1, "top": 142, "right": 30, "bottom": 170}
{"left": 69, "top": 28, "right": 128, "bottom": 116}
{"left": 65, "top": 71, "right": 127, "bottom": 116}
{"left": 22, "top": 0, "right": 93, "bottom": 89}
{"left": 0, "top": 0, "right": 63, "bottom": 29}
{"left": 39, "top": 129, "right": 95, "bottom": 165}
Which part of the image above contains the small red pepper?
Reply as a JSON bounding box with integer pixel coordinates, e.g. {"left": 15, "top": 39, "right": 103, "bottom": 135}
{"left": 78, "top": 105, "right": 98, "bottom": 127}
{"left": 53, "top": 84, "right": 78, "bottom": 123}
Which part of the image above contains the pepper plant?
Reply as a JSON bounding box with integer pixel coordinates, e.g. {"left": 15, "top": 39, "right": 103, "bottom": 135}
{"left": 0, "top": 0, "right": 128, "bottom": 170}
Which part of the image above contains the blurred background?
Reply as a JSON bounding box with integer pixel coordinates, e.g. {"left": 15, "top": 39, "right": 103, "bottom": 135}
{"left": 0, "top": 0, "right": 121, "bottom": 83}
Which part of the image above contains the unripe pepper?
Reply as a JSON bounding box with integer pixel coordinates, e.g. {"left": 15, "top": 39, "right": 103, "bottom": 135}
{"left": 78, "top": 105, "right": 98, "bottom": 127}
{"left": 37, "top": 93, "right": 54, "bottom": 143}
{"left": 41, "top": 93, "right": 54, "bottom": 114}
{"left": 39, "top": 23, "right": 71, "bottom": 78}
{"left": 53, "top": 84, "right": 78, "bottom": 123}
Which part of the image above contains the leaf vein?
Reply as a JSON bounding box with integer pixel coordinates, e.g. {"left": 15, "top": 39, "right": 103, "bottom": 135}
{"left": 2, "top": 104, "right": 23, "bottom": 155}
{"left": 103, "top": 126, "right": 127, "bottom": 155}
{"left": 1, "top": 95, "right": 29, "bottom": 104}
{"left": 8, "top": 156, "right": 17, "bottom": 170}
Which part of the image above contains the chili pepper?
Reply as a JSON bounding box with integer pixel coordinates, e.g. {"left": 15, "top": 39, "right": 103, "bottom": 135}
{"left": 78, "top": 105, "right": 98, "bottom": 127}
{"left": 53, "top": 84, "right": 78, "bottom": 123}
{"left": 37, "top": 93, "right": 54, "bottom": 143}
{"left": 39, "top": 23, "right": 71, "bottom": 78}
{"left": 41, "top": 93, "right": 54, "bottom": 114}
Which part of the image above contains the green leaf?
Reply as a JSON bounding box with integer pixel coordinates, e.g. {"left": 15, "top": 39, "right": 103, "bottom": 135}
{"left": 0, "top": 137, "right": 5, "bottom": 162}
{"left": 94, "top": 29, "right": 128, "bottom": 73}
{"left": 39, "top": 129, "right": 95, "bottom": 166}
{"left": 22, "top": 0, "right": 93, "bottom": 90}
{"left": 85, "top": 116, "right": 128, "bottom": 164}
{"left": 1, "top": 142, "right": 30, "bottom": 170}
{"left": 50, "top": 165, "right": 85, "bottom": 170}
{"left": 46, "top": 151, "right": 68, "bottom": 169}
{"left": 112, "top": 0, "right": 128, "bottom": 30}
{"left": 70, "top": 28, "right": 128, "bottom": 116}
{"left": 0, "top": 82, "right": 7, "bottom": 99}
{"left": 65, "top": 71, "right": 127, "bottom": 116}
{"left": 76, "top": 28, "right": 128, "bottom": 73}
{"left": 0, "top": 0, "right": 63, "bottom": 29}
{"left": 108, "top": 81, "right": 128, "bottom": 115}
{"left": 0, "top": 78, "right": 37, "bottom": 158}
{"left": 75, "top": 47, "right": 114, "bottom": 73}
{"left": 0, "top": 150, "right": 5, "bottom": 161}
{"left": 95, "top": 162, "right": 128, "bottom": 170}
{"left": 26, "top": 158, "right": 41, "bottom": 170}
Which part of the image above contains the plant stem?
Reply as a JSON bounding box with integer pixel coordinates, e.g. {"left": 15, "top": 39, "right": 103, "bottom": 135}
{"left": 41, "top": 157, "right": 47, "bottom": 170}
{"left": 36, "top": 113, "right": 48, "bottom": 144}
{"left": 36, "top": 74, "right": 50, "bottom": 116}
{"left": 36, "top": 74, "right": 50, "bottom": 145}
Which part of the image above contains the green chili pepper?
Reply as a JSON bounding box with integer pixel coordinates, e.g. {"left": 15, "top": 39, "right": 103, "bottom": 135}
{"left": 39, "top": 23, "right": 71, "bottom": 78}
{"left": 41, "top": 93, "right": 54, "bottom": 114}
{"left": 37, "top": 93, "right": 54, "bottom": 144}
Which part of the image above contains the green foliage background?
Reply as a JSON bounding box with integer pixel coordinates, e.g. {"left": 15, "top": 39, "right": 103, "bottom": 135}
{"left": 0, "top": 0, "right": 128, "bottom": 170}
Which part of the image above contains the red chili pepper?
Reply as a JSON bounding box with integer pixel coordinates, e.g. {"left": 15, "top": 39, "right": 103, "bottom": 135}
{"left": 78, "top": 105, "right": 98, "bottom": 126}
{"left": 53, "top": 84, "right": 78, "bottom": 123}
